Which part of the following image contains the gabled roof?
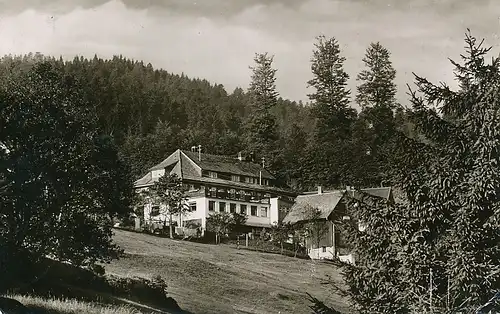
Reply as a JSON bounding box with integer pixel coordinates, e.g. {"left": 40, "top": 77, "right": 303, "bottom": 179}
{"left": 181, "top": 150, "right": 274, "bottom": 180}
{"left": 282, "top": 187, "right": 393, "bottom": 224}
{"left": 134, "top": 149, "right": 280, "bottom": 189}
{"left": 282, "top": 190, "right": 345, "bottom": 224}
{"left": 349, "top": 187, "right": 393, "bottom": 201}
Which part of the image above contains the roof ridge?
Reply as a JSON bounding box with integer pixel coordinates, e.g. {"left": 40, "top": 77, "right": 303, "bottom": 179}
{"left": 299, "top": 190, "right": 344, "bottom": 197}
{"left": 181, "top": 149, "right": 266, "bottom": 167}
{"left": 361, "top": 186, "right": 391, "bottom": 190}
{"left": 181, "top": 149, "right": 234, "bottom": 159}
{"left": 178, "top": 150, "right": 183, "bottom": 178}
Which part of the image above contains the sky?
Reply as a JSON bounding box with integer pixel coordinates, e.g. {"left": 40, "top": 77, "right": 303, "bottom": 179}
{"left": 0, "top": 0, "right": 499, "bottom": 104}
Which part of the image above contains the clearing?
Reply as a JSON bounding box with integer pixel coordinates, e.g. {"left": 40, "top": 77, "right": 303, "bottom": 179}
{"left": 107, "top": 229, "right": 351, "bottom": 314}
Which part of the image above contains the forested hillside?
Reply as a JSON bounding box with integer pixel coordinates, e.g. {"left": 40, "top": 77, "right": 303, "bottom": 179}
{"left": 0, "top": 39, "right": 412, "bottom": 191}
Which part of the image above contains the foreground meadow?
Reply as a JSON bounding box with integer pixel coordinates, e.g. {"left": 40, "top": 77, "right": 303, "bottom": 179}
{"left": 107, "top": 229, "right": 351, "bottom": 314}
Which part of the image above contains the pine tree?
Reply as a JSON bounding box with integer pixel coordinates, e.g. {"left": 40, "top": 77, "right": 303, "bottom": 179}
{"left": 244, "top": 53, "right": 279, "bottom": 168}
{"left": 353, "top": 42, "right": 399, "bottom": 187}
{"left": 304, "top": 36, "right": 356, "bottom": 189}
{"left": 356, "top": 42, "right": 397, "bottom": 110}
{"left": 308, "top": 36, "right": 356, "bottom": 140}
{"left": 342, "top": 30, "right": 500, "bottom": 313}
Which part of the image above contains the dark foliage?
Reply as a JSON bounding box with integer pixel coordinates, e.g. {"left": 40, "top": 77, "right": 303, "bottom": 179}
{"left": 0, "top": 62, "right": 133, "bottom": 290}
{"left": 342, "top": 31, "right": 500, "bottom": 313}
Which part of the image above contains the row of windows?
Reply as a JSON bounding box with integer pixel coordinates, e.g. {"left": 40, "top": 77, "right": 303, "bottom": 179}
{"left": 202, "top": 171, "right": 270, "bottom": 186}
{"left": 149, "top": 201, "right": 268, "bottom": 218}
{"left": 205, "top": 187, "right": 271, "bottom": 203}
{"left": 151, "top": 203, "right": 197, "bottom": 216}
{"left": 208, "top": 200, "right": 268, "bottom": 217}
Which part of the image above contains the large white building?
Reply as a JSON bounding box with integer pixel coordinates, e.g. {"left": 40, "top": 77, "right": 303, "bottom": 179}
{"left": 134, "top": 148, "right": 297, "bottom": 234}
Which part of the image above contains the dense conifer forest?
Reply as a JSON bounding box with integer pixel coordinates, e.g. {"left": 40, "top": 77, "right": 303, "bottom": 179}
{"left": 0, "top": 41, "right": 412, "bottom": 191}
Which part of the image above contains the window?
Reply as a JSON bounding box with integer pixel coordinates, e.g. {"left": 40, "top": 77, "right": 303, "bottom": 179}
{"left": 206, "top": 186, "right": 216, "bottom": 197}
{"left": 322, "top": 246, "right": 327, "bottom": 253}
{"left": 251, "top": 206, "right": 257, "bottom": 216}
{"left": 240, "top": 204, "right": 247, "bottom": 215}
{"left": 231, "top": 175, "right": 240, "bottom": 182}
{"left": 209, "top": 201, "right": 215, "bottom": 212}
{"left": 217, "top": 188, "right": 227, "bottom": 198}
{"left": 219, "top": 202, "right": 226, "bottom": 213}
{"left": 151, "top": 205, "right": 160, "bottom": 216}
{"left": 209, "top": 171, "right": 218, "bottom": 179}
{"left": 218, "top": 173, "right": 231, "bottom": 180}
{"left": 260, "top": 206, "right": 268, "bottom": 217}
{"left": 189, "top": 202, "right": 197, "bottom": 212}
{"left": 239, "top": 190, "right": 246, "bottom": 201}
{"left": 230, "top": 203, "right": 236, "bottom": 213}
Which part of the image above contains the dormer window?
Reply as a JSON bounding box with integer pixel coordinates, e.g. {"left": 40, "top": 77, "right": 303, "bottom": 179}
{"left": 209, "top": 171, "right": 217, "bottom": 179}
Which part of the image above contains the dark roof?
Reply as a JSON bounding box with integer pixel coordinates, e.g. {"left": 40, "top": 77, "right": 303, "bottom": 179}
{"left": 181, "top": 150, "right": 275, "bottom": 180}
{"left": 134, "top": 150, "right": 289, "bottom": 193}
{"left": 282, "top": 190, "right": 345, "bottom": 224}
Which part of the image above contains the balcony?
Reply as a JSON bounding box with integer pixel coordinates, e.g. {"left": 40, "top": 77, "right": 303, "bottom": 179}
{"left": 204, "top": 186, "right": 270, "bottom": 204}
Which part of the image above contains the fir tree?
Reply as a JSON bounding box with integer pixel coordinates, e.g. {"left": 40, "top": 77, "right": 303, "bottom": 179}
{"left": 342, "top": 30, "right": 500, "bottom": 313}
{"left": 244, "top": 53, "right": 279, "bottom": 169}
{"left": 303, "top": 36, "right": 356, "bottom": 189}
{"left": 308, "top": 35, "right": 355, "bottom": 141}
{"left": 353, "top": 42, "right": 399, "bottom": 187}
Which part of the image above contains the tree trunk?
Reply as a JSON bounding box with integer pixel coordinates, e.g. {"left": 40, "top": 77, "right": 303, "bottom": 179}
{"left": 169, "top": 213, "right": 173, "bottom": 239}
{"left": 280, "top": 242, "right": 284, "bottom": 255}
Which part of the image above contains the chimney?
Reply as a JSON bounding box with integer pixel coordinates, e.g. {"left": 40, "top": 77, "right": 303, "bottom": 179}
{"left": 318, "top": 186, "right": 323, "bottom": 194}
{"left": 198, "top": 145, "right": 202, "bottom": 161}
{"left": 191, "top": 146, "right": 196, "bottom": 152}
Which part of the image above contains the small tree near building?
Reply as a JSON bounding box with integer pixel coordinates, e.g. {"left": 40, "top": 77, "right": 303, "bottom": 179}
{"left": 206, "top": 212, "right": 248, "bottom": 244}
{"left": 270, "top": 221, "right": 294, "bottom": 255}
{"left": 302, "top": 205, "right": 330, "bottom": 260}
{"left": 206, "top": 212, "right": 234, "bottom": 244}
{"left": 148, "top": 173, "right": 188, "bottom": 239}
{"left": 231, "top": 212, "right": 248, "bottom": 235}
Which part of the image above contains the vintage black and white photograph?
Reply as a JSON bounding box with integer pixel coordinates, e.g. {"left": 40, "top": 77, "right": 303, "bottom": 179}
{"left": 0, "top": 0, "right": 499, "bottom": 313}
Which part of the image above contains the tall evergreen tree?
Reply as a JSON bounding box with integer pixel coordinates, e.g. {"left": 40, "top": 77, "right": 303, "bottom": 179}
{"left": 244, "top": 53, "right": 279, "bottom": 169}
{"left": 353, "top": 42, "right": 399, "bottom": 187}
{"left": 342, "top": 31, "right": 500, "bottom": 313}
{"left": 308, "top": 35, "right": 356, "bottom": 141}
{"left": 356, "top": 42, "right": 397, "bottom": 110}
{"left": 303, "top": 36, "right": 356, "bottom": 189}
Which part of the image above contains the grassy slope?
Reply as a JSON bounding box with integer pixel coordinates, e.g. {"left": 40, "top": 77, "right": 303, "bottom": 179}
{"left": 107, "top": 229, "right": 351, "bottom": 314}
{"left": 6, "top": 294, "right": 143, "bottom": 314}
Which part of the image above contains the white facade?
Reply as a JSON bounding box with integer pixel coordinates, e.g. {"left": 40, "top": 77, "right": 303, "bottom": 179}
{"left": 142, "top": 194, "right": 284, "bottom": 231}
{"left": 307, "top": 247, "right": 355, "bottom": 264}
